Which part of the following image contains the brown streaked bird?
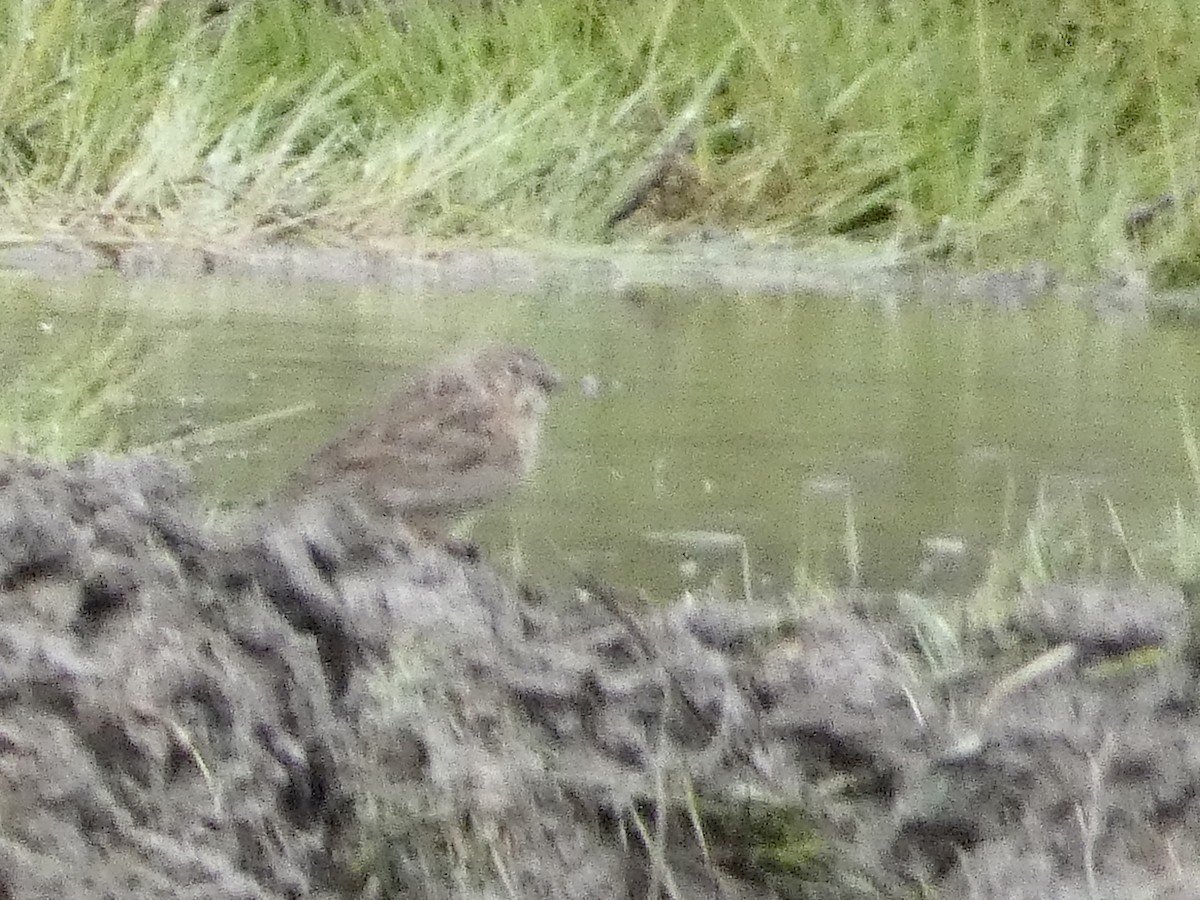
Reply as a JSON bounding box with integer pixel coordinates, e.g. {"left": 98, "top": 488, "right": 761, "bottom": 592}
{"left": 280, "top": 344, "right": 561, "bottom": 538}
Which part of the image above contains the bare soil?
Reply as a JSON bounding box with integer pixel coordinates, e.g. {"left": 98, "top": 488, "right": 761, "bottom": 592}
{"left": 0, "top": 453, "right": 1196, "bottom": 898}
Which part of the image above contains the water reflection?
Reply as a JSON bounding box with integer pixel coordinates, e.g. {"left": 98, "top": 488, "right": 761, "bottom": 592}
{"left": 2, "top": 273, "right": 1198, "bottom": 597}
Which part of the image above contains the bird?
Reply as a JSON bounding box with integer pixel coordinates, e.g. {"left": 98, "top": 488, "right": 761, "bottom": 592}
{"left": 278, "top": 344, "right": 561, "bottom": 540}
{"left": 605, "top": 130, "right": 706, "bottom": 229}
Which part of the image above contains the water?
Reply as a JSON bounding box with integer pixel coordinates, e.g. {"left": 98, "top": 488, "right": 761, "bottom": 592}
{"left": 3, "top": 272, "right": 1199, "bottom": 598}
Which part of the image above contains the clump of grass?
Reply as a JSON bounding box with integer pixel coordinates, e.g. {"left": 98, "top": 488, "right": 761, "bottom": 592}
{"left": 916, "top": 399, "right": 1200, "bottom": 644}
{"left": 0, "top": 322, "right": 305, "bottom": 468}
{"left": 0, "top": 324, "right": 157, "bottom": 459}
{"left": 1161, "top": 398, "right": 1200, "bottom": 582}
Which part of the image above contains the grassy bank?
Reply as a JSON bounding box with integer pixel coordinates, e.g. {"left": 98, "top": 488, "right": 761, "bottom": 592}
{"left": 2, "top": 0, "right": 1200, "bottom": 274}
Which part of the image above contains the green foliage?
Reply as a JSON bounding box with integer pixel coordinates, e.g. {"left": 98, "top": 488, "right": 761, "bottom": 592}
{"left": 1, "top": 0, "right": 1200, "bottom": 268}
{"left": 697, "top": 793, "right": 837, "bottom": 898}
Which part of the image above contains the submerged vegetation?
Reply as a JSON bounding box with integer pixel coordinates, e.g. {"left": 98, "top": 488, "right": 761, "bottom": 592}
{"left": 0, "top": 323, "right": 156, "bottom": 458}
{"left": 0, "top": 321, "right": 303, "bottom": 464}
{"left": 0, "top": 0, "right": 1199, "bottom": 277}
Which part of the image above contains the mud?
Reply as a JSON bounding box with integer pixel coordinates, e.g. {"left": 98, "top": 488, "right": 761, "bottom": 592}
{"left": 1, "top": 235, "right": 1192, "bottom": 322}
{"left": 0, "top": 452, "right": 1197, "bottom": 898}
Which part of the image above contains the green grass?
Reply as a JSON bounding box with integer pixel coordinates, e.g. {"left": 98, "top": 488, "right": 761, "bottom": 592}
{"left": 0, "top": 324, "right": 157, "bottom": 458}
{"left": 1, "top": 0, "right": 1200, "bottom": 274}
{"left": 0, "top": 321, "right": 304, "bottom": 467}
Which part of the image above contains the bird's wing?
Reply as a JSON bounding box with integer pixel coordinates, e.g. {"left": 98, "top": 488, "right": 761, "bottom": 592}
{"left": 290, "top": 379, "right": 524, "bottom": 510}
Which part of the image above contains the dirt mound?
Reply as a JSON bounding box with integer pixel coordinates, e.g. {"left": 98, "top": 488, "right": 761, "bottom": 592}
{"left": 0, "top": 453, "right": 1196, "bottom": 898}
{"left": 0, "top": 454, "right": 364, "bottom": 897}
{"left": 0, "top": 454, "right": 494, "bottom": 897}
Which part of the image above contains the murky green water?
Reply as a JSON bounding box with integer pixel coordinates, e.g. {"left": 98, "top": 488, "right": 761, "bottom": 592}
{"left": 4, "top": 272, "right": 1200, "bottom": 597}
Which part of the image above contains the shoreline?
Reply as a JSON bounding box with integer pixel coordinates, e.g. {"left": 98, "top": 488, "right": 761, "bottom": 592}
{"left": 0, "top": 233, "right": 1166, "bottom": 321}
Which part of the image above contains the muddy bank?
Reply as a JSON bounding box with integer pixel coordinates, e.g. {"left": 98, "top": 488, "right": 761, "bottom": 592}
{"left": 0, "top": 235, "right": 1186, "bottom": 321}
{"left": 0, "top": 453, "right": 1197, "bottom": 898}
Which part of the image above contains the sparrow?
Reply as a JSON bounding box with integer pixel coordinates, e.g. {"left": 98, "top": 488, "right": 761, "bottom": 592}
{"left": 280, "top": 344, "right": 561, "bottom": 539}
